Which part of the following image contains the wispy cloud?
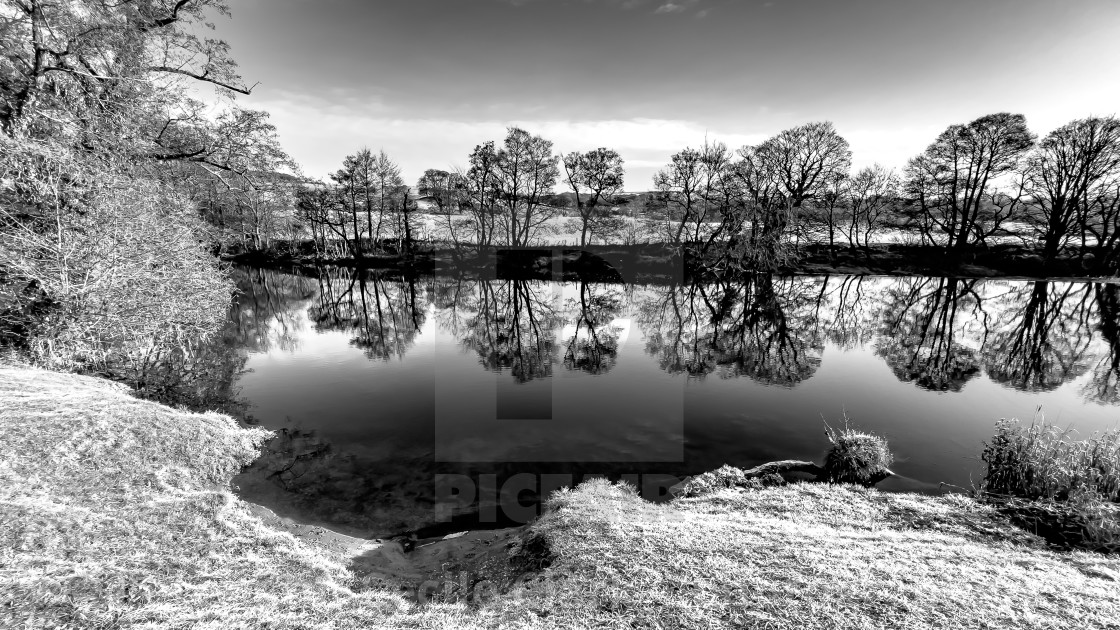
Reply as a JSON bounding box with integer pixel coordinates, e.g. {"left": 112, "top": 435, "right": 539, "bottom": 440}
{"left": 250, "top": 91, "right": 769, "bottom": 187}
{"left": 497, "top": 0, "right": 707, "bottom": 14}
{"left": 653, "top": 0, "right": 704, "bottom": 15}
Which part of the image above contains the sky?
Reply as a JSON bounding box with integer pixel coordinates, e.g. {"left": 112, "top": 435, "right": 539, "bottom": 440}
{"left": 210, "top": 0, "right": 1120, "bottom": 190}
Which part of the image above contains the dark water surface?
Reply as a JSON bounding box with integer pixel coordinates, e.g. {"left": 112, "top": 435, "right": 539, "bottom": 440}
{"left": 217, "top": 267, "right": 1120, "bottom": 537}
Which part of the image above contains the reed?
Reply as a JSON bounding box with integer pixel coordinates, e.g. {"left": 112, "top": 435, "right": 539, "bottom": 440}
{"left": 980, "top": 417, "right": 1120, "bottom": 552}
{"left": 981, "top": 418, "right": 1120, "bottom": 502}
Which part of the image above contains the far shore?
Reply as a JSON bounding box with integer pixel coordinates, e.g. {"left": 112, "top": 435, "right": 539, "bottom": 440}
{"left": 227, "top": 241, "right": 1120, "bottom": 284}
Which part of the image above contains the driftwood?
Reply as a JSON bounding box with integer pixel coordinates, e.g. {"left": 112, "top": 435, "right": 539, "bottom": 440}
{"left": 669, "top": 460, "right": 895, "bottom": 498}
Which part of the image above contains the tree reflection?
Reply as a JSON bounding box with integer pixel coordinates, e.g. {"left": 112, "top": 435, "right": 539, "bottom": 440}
{"left": 307, "top": 267, "right": 427, "bottom": 361}
{"left": 562, "top": 281, "right": 625, "bottom": 375}
{"left": 876, "top": 278, "right": 986, "bottom": 391}
{"left": 982, "top": 282, "right": 1095, "bottom": 391}
{"left": 1084, "top": 283, "right": 1120, "bottom": 403}
{"left": 107, "top": 267, "right": 319, "bottom": 414}
{"left": 636, "top": 276, "right": 823, "bottom": 385}
{"left": 809, "top": 275, "right": 880, "bottom": 351}
{"left": 457, "top": 279, "right": 561, "bottom": 382}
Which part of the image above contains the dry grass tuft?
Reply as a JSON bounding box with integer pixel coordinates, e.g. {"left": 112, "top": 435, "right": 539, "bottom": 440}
{"left": 824, "top": 419, "right": 894, "bottom": 486}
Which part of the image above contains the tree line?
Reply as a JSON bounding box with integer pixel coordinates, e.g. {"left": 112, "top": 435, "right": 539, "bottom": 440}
{"left": 289, "top": 113, "right": 1120, "bottom": 273}
{"left": 295, "top": 128, "right": 627, "bottom": 256}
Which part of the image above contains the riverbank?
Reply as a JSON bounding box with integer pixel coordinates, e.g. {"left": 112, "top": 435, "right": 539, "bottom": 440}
{"left": 227, "top": 242, "right": 1118, "bottom": 284}
{"left": 4, "top": 366, "right": 1120, "bottom": 629}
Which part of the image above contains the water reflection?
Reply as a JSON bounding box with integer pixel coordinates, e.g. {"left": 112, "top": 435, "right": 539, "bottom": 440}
{"left": 562, "top": 281, "right": 625, "bottom": 375}
{"left": 1085, "top": 284, "right": 1120, "bottom": 404}
{"left": 875, "top": 278, "right": 985, "bottom": 392}
{"left": 126, "top": 266, "right": 1120, "bottom": 537}
{"left": 459, "top": 279, "right": 561, "bottom": 382}
{"left": 636, "top": 277, "right": 824, "bottom": 384}
{"left": 201, "top": 267, "right": 1120, "bottom": 401}
{"left": 982, "top": 282, "right": 1095, "bottom": 392}
{"left": 308, "top": 268, "right": 427, "bottom": 360}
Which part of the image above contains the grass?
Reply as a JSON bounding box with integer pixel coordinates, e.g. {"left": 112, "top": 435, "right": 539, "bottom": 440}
{"left": 0, "top": 367, "right": 482, "bottom": 629}
{"left": 982, "top": 418, "right": 1120, "bottom": 503}
{"left": 521, "top": 480, "right": 1120, "bottom": 629}
{"left": 3, "top": 366, "right": 1120, "bottom": 628}
{"left": 980, "top": 417, "right": 1120, "bottom": 552}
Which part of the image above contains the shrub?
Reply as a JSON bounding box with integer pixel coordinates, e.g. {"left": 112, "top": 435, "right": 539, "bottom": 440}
{"left": 980, "top": 417, "right": 1120, "bottom": 552}
{"left": 0, "top": 139, "right": 232, "bottom": 368}
{"left": 823, "top": 419, "right": 894, "bottom": 486}
{"left": 981, "top": 418, "right": 1120, "bottom": 502}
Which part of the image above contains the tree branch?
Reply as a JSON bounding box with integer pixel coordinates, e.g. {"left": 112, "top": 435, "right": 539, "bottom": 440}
{"left": 148, "top": 66, "right": 256, "bottom": 94}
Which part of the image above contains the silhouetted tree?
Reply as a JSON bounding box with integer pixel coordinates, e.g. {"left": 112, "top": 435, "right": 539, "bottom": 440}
{"left": 493, "top": 127, "right": 560, "bottom": 247}
{"left": 562, "top": 148, "right": 625, "bottom": 246}
{"left": 843, "top": 164, "right": 899, "bottom": 249}
{"left": 903, "top": 113, "right": 1034, "bottom": 249}
{"left": 1022, "top": 117, "right": 1120, "bottom": 261}
{"left": 460, "top": 141, "right": 501, "bottom": 250}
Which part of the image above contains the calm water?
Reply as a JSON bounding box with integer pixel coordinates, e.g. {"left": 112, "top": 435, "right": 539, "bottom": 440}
{"left": 217, "top": 266, "right": 1120, "bottom": 537}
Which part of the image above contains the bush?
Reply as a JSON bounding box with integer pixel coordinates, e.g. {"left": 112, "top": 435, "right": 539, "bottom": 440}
{"left": 823, "top": 419, "right": 894, "bottom": 486}
{"left": 0, "top": 139, "right": 232, "bottom": 368}
{"left": 981, "top": 418, "right": 1120, "bottom": 502}
{"left": 980, "top": 417, "right": 1120, "bottom": 552}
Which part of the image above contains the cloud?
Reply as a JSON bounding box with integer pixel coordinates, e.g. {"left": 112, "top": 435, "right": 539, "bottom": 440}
{"left": 653, "top": 0, "right": 705, "bottom": 15}
{"left": 244, "top": 91, "right": 768, "bottom": 189}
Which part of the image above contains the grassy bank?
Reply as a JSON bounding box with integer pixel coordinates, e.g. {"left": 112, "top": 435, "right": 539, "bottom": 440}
{"left": 3, "top": 367, "right": 1120, "bottom": 628}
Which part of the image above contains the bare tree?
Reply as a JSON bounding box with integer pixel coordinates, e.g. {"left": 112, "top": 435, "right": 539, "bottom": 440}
{"left": 904, "top": 113, "right": 1035, "bottom": 249}
{"left": 654, "top": 147, "right": 708, "bottom": 247}
{"left": 810, "top": 171, "right": 848, "bottom": 252}
{"left": 371, "top": 150, "right": 404, "bottom": 248}
{"left": 751, "top": 121, "right": 852, "bottom": 241}
{"left": 843, "top": 164, "right": 899, "bottom": 249}
{"left": 329, "top": 151, "right": 371, "bottom": 257}
{"left": 1023, "top": 116, "right": 1120, "bottom": 261}
{"left": 493, "top": 127, "right": 559, "bottom": 247}
{"left": 562, "top": 148, "right": 625, "bottom": 246}
{"left": 461, "top": 141, "right": 501, "bottom": 250}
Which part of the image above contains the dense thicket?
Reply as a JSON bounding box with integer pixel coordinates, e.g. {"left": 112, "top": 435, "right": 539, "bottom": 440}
{"left": 0, "top": 0, "right": 292, "bottom": 366}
